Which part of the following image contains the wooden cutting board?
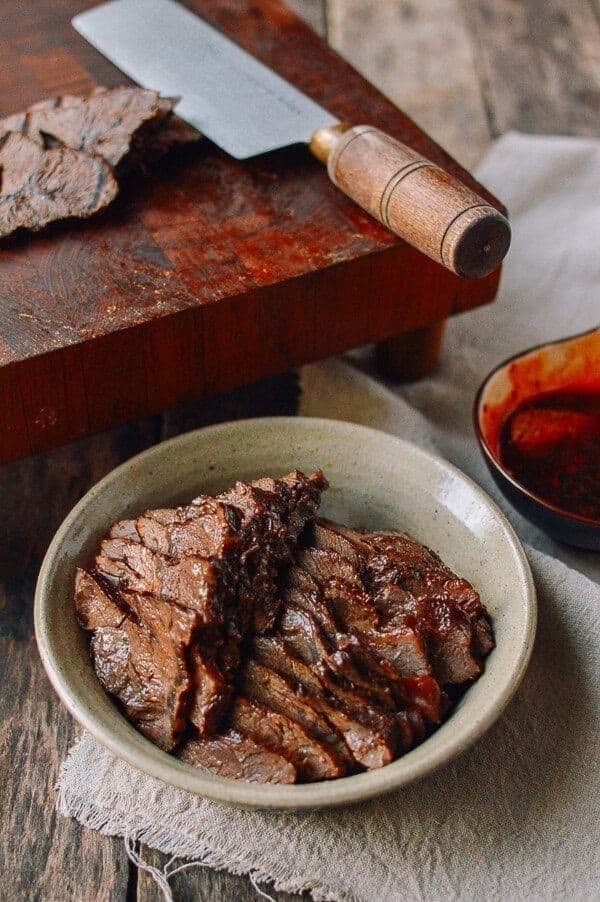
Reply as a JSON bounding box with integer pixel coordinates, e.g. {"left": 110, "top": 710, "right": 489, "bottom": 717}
{"left": 0, "top": 0, "right": 504, "bottom": 464}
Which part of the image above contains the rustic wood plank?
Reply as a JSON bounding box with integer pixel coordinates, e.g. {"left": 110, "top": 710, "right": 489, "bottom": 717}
{"left": 326, "top": 0, "right": 492, "bottom": 169}
{"left": 461, "top": 0, "right": 600, "bottom": 138}
{"left": 286, "top": 0, "right": 326, "bottom": 35}
{"left": 160, "top": 371, "right": 301, "bottom": 438}
{"left": 0, "top": 0, "right": 502, "bottom": 463}
{"left": 137, "top": 853, "right": 309, "bottom": 902}
{"left": 0, "top": 419, "right": 161, "bottom": 900}
{"left": 8, "top": 3, "right": 598, "bottom": 901}
{"left": 0, "top": 639, "right": 130, "bottom": 902}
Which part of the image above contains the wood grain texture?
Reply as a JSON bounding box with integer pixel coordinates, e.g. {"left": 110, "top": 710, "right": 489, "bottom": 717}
{"left": 0, "top": 372, "right": 300, "bottom": 902}
{"left": 461, "top": 0, "right": 600, "bottom": 138}
{"left": 0, "top": 418, "right": 162, "bottom": 902}
{"left": 0, "top": 639, "right": 130, "bottom": 902}
{"left": 5, "top": 2, "right": 599, "bottom": 901}
{"left": 0, "top": 0, "right": 503, "bottom": 463}
{"left": 326, "top": 0, "right": 492, "bottom": 169}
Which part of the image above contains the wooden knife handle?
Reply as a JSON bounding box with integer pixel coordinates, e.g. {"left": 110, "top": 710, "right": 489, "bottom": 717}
{"left": 310, "top": 124, "right": 510, "bottom": 278}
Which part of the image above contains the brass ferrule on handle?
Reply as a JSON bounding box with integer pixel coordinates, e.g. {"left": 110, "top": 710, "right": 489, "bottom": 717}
{"left": 310, "top": 124, "right": 511, "bottom": 279}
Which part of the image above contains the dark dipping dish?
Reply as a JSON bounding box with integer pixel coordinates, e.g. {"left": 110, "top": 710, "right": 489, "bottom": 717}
{"left": 475, "top": 328, "right": 600, "bottom": 550}
{"left": 500, "top": 389, "right": 600, "bottom": 522}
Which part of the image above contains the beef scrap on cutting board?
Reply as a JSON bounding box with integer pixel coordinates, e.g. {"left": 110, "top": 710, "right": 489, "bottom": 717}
{"left": 0, "top": 131, "right": 117, "bottom": 238}
{"left": 75, "top": 471, "right": 494, "bottom": 784}
{"left": 0, "top": 86, "right": 199, "bottom": 238}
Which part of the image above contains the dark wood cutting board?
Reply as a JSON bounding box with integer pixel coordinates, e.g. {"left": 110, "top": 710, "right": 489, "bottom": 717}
{"left": 0, "top": 0, "right": 504, "bottom": 463}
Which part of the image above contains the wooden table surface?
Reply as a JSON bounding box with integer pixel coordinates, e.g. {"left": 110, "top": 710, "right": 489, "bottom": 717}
{"left": 1, "top": 1, "right": 598, "bottom": 899}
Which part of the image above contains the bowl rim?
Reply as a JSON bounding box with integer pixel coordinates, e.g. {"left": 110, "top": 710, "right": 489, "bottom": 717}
{"left": 473, "top": 326, "right": 600, "bottom": 529}
{"left": 35, "top": 416, "right": 537, "bottom": 810}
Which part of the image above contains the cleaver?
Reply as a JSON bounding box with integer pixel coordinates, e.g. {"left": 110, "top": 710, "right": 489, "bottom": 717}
{"left": 73, "top": 0, "right": 510, "bottom": 278}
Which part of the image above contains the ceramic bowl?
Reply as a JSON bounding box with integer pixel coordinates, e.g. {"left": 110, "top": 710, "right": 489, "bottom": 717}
{"left": 474, "top": 328, "right": 600, "bottom": 551}
{"left": 35, "top": 417, "right": 536, "bottom": 810}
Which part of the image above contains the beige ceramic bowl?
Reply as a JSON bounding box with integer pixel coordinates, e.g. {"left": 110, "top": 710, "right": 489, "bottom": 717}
{"left": 35, "top": 417, "right": 536, "bottom": 810}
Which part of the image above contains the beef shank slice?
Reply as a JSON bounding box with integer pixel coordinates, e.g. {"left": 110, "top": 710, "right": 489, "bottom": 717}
{"left": 78, "top": 470, "right": 328, "bottom": 752}
{"left": 178, "top": 730, "right": 296, "bottom": 784}
{"left": 311, "top": 519, "right": 493, "bottom": 686}
{"left": 94, "top": 537, "right": 222, "bottom": 624}
{"left": 230, "top": 696, "right": 345, "bottom": 781}
{"left": 0, "top": 87, "right": 186, "bottom": 168}
{"left": 75, "top": 568, "right": 198, "bottom": 750}
{"left": 187, "top": 642, "right": 232, "bottom": 736}
{"left": 0, "top": 86, "right": 199, "bottom": 238}
{"left": 0, "top": 131, "right": 117, "bottom": 237}
{"left": 251, "top": 638, "right": 398, "bottom": 769}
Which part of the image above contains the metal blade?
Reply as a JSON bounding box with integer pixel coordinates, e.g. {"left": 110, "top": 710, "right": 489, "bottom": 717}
{"left": 72, "top": 0, "right": 338, "bottom": 159}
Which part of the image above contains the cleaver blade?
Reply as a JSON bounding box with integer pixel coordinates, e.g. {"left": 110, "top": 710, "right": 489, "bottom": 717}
{"left": 72, "top": 0, "right": 510, "bottom": 278}
{"left": 72, "top": 0, "right": 337, "bottom": 160}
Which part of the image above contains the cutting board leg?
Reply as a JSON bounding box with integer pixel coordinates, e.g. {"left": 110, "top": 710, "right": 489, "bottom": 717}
{"left": 374, "top": 321, "right": 446, "bottom": 382}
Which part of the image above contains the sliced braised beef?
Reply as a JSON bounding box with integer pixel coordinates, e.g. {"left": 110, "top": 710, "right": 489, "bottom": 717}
{"left": 294, "top": 547, "right": 433, "bottom": 679}
{"left": 311, "top": 519, "right": 366, "bottom": 564}
{"left": 278, "top": 598, "right": 397, "bottom": 711}
{"left": 78, "top": 472, "right": 494, "bottom": 784}
{"left": 355, "top": 527, "right": 493, "bottom": 645}
{"left": 178, "top": 730, "right": 296, "bottom": 784}
{"left": 0, "top": 88, "right": 180, "bottom": 168}
{"left": 77, "top": 470, "right": 328, "bottom": 752}
{"left": 254, "top": 633, "right": 393, "bottom": 723}
{"left": 0, "top": 131, "right": 117, "bottom": 238}
{"left": 240, "top": 659, "right": 354, "bottom": 768}
{"left": 251, "top": 638, "right": 399, "bottom": 767}
{"left": 95, "top": 537, "right": 223, "bottom": 624}
{"left": 133, "top": 497, "right": 242, "bottom": 559}
{"left": 93, "top": 535, "right": 233, "bottom": 729}
{"left": 229, "top": 696, "right": 346, "bottom": 781}
{"left": 217, "top": 470, "right": 327, "bottom": 562}
{"left": 186, "top": 641, "right": 231, "bottom": 736}
{"left": 311, "top": 519, "right": 494, "bottom": 686}
{"left": 110, "top": 499, "right": 244, "bottom": 640}
{"left": 365, "top": 533, "right": 494, "bottom": 685}
{"left": 284, "top": 557, "right": 445, "bottom": 726}
{"left": 217, "top": 469, "right": 328, "bottom": 633}
{"left": 75, "top": 569, "right": 197, "bottom": 751}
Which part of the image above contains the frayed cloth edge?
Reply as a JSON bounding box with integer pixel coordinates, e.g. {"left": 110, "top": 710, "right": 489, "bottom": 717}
{"left": 56, "top": 737, "right": 355, "bottom": 902}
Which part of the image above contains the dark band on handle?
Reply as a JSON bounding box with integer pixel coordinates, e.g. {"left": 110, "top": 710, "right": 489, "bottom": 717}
{"left": 310, "top": 124, "right": 510, "bottom": 279}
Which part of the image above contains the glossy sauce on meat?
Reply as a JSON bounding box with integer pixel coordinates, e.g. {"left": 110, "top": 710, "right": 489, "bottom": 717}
{"left": 76, "top": 473, "right": 494, "bottom": 784}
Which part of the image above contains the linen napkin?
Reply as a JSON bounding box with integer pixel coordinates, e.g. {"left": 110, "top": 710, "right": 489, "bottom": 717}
{"left": 57, "top": 132, "right": 600, "bottom": 901}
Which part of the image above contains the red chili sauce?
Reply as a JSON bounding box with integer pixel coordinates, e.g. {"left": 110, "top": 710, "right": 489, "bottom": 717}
{"left": 499, "top": 389, "right": 600, "bottom": 521}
